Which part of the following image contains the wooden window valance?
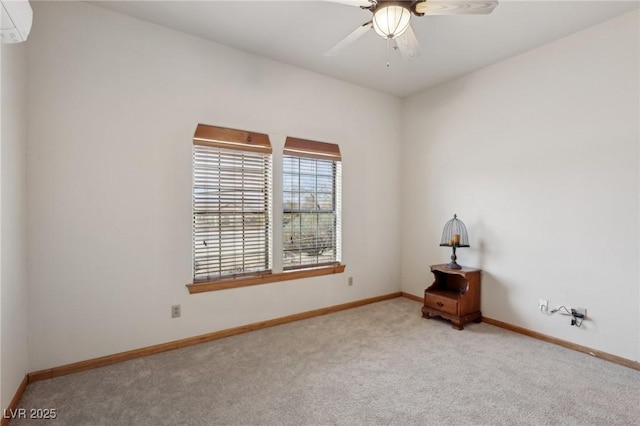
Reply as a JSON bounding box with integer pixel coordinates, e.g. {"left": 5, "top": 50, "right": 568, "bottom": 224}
{"left": 284, "top": 137, "right": 341, "bottom": 161}
{"left": 193, "top": 123, "right": 271, "bottom": 154}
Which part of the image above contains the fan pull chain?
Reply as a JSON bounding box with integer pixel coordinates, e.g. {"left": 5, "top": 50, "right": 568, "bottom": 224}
{"left": 386, "top": 38, "right": 391, "bottom": 68}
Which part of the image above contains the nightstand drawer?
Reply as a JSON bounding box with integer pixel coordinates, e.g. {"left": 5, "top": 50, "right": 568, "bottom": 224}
{"left": 424, "top": 293, "right": 458, "bottom": 315}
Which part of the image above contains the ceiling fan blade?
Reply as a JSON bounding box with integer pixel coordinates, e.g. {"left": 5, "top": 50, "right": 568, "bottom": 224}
{"left": 324, "top": 22, "right": 373, "bottom": 57}
{"left": 322, "top": 0, "right": 372, "bottom": 7}
{"left": 414, "top": 1, "right": 499, "bottom": 16}
{"left": 395, "top": 25, "right": 421, "bottom": 60}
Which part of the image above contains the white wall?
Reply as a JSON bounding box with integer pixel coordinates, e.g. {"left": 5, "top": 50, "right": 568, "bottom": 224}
{"left": 26, "top": 2, "right": 402, "bottom": 371}
{"left": 22, "top": 2, "right": 639, "bottom": 373}
{"left": 401, "top": 10, "right": 640, "bottom": 361}
{"left": 1, "top": 42, "right": 29, "bottom": 409}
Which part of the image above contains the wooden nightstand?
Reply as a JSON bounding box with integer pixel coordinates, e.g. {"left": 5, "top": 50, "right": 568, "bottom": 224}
{"left": 422, "top": 264, "right": 482, "bottom": 330}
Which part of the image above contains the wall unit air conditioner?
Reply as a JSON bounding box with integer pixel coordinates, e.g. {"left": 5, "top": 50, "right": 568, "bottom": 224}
{"left": 1, "top": 0, "right": 32, "bottom": 43}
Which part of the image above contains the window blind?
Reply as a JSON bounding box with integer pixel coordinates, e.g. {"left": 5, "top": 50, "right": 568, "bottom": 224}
{"left": 283, "top": 137, "right": 341, "bottom": 270}
{"left": 193, "top": 124, "right": 272, "bottom": 282}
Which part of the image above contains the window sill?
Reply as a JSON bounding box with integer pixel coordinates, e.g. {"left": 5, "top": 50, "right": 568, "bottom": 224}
{"left": 187, "top": 264, "right": 346, "bottom": 294}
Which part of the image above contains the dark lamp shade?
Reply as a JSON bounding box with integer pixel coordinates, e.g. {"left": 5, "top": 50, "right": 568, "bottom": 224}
{"left": 439, "top": 214, "right": 470, "bottom": 247}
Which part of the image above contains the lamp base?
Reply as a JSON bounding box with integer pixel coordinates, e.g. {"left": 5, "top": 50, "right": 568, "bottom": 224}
{"left": 445, "top": 261, "right": 462, "bottom": 270}
{"left": 446, "top": 245, "right": 461, "bottom": 269}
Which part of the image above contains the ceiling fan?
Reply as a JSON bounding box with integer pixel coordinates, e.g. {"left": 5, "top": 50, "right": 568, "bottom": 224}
{"left": 324, "top": 0, "right": 499, "bottom": 60}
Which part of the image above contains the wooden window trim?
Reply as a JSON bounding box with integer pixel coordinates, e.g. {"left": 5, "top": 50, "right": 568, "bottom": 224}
{"left": 194, "top": 123, "right": 272, "bottom": 154}
{"left": 187, "top": 263, "right": 346, "bottom": 294}
{"left": 284, "top": 137, "right": 341, "bottom": 161}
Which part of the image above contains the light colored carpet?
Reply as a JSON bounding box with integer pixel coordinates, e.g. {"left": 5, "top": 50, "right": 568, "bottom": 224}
{"left": 13, "top": 298, "right": 640, "bottom": 425}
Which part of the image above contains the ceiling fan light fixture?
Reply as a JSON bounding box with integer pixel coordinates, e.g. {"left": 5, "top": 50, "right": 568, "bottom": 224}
{"left": 372, "top": 3, "right": 411, "bottom": 40}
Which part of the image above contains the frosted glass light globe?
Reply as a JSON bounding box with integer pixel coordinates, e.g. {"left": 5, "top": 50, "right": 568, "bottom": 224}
{"left": 372, "top": 4, "right": 411, "bottom": 39}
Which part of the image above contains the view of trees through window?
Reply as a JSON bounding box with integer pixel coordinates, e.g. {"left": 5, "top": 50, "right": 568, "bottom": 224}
{"left": 283, "top": 155, "right": 339, "bottom": 269}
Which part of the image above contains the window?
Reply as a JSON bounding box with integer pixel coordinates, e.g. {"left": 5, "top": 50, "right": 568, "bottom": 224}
{"left": 283, "top": 137, "right": 342, "bottom": 270}
{"left": 192, "top": 124, "right": 272, "bottom": 282}
{"left": 188, "top": 129, "right": 345, "bottom": 294}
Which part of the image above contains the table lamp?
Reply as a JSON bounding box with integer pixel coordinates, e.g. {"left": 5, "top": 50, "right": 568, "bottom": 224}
{"left": 439, "top": 214, "right": 469, "bottom": 270}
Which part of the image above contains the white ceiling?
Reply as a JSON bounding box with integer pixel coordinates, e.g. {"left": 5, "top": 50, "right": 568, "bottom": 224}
{"left": 92, "top": 1, "right": 640, "bottom": 98}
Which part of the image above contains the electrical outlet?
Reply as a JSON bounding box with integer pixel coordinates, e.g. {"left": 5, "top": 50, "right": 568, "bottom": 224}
{"left": 573, "top": 307, "right": 587, "bottom": 319}
{"left": 171, "top": 304, "right": 181, "bottom": 318}
{"left": 348, "top": 277, "right": 353, "bottom": 286}
{"left": 538, "top": 299, "right": 548, "bottom": 312}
